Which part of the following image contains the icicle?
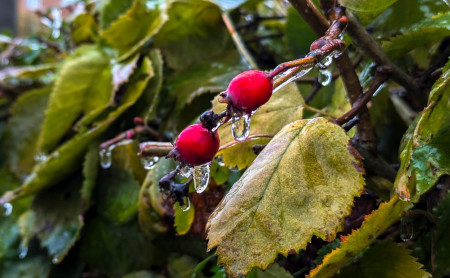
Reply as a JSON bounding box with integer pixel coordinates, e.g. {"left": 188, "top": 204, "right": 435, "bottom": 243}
{"left": 141, "top": 156, "right": 160, "bottom": 170}
{"left": 2, "top": 203, "right": 12, "bottom": 216}
{"left": 193, "top": 163, "right": 211, "bottom": 193}
{"left": 231, "top": 114, "right": 251, "bottom": 142}
{"left": 99, "top": 148, "right": 112, "bottom": 169}
{"left": 179, "top": 196, "right": 191, "bottom": 212}
{"left": 318, "top": 69, "right": 332, "bottom": 86}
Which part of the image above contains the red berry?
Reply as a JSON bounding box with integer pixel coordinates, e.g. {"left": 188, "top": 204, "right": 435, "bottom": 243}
{"left": 223, "top": 70, "right": 273, "bottom": 114}
{"left": 173, "top": 124, "right": 220, "bottom": 166}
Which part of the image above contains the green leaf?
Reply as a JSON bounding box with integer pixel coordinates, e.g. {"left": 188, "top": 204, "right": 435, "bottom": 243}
{"left": 2, "top": 87, "right": 50, "bottom": 178}
{"left": 99, "top": 0, "right": 134, "bottom": 30}
{"left": 0, "top": 57, "right": 152, "bottom": 204}
{"left": 342, "top": 0, "right": 399, "bottom": 24}
{"left": 154, "top": 0, "right": 231, "bottom": 71}
{"left": 210, "top": 160, "right": 229, "bottom": 185}
{"left": 1, "top": 253, "right": 51, "bottom": 278}
{"left": 100, "top": 0, "right": 165, "bottom": 60}
{"left": 213, "top": 83, "right": 304, "bottom": 169}
{"left": 174, "top": 202, "right": 195, "bottom": 236}
{"left": 111, "top": 140, "right": 147, "bottom": 183}
{"left": 96, "top": 166, "right": 140, "bottom": 225}
{"left": 0, "top": 63, "right": 58, "bottom": 91}
{"left": 37, "top": 45, "right": 113, "bottom": 154}
{"left": 28, "top": 178, "right": 84, "bottom": 263}
{"left": 81, "top": 142, "right": 99, "bottom": 212}
{"left": 80, "top": 216, "right": 164, "bottom": 277}
{"left": 309, "top": 195, "right": 412, "bottom": 278}
{"left": 247, "top": 263, "right": 293, "bottom": 278}
{"left": 382, "top": 13, "right": 450, "bottom": 59}
{"left": 334, "top": 241, "right": 430, "bottom": 278}
{"left": 168, "top": 50, "right": 247, "bottom": 129}
{"left": 327, "top": 78, "right": 351, "bottom": 118}
{"left": 207, "top": 118, "right": 365, "bottom": 276}
{"left": 70, "top": 13, "right": 98, "bottom": 45}
{"left": 144, "top": 49, "right": 164, "bottom": 121}
{"left": 285, "top": 7, "right": 317, "bottom": 57}
{"left": 394, "top": 59, "right": 450, "bottom": 201}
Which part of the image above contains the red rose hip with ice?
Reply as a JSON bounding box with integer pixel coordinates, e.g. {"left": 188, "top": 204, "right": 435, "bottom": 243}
{"left": 220, "top": 70, "right": 273, "bottom": 114}
{"left": 169, "top": 124, "right": 220, "bottom": 166}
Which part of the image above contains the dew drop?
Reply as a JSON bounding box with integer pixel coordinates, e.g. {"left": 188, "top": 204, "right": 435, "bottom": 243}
{"left": 34, "top": 152, "right": 48, "bottom": 163}
{"left": 318, "top": 69, "right": 332, "bottom": 86}
{"left": 232, "top": 114, "right": 251, "bottom": 142}
{"left": 52, "top": 256, "right": 61, "bottom": 264}
{"left": 99, "top": 148, "right": 112, "bottom": 169}
{"left": 400, "top": 217, "right": 413, "bottom": 242}
{"left": 141, "top": 156, "right": 160, "bottom": 170}
{"left": 179, "top": 196, "right": 191, "bottom": 212}
{"left": 178, "top": 165, "right": 193, "bottom": 178}
{"left": 215, "top": 155, "right": 225, "bottom": 167}
{"left": 3, "top": 203, "right": 12, "bottom": 216}
{"left": 193, "top": 163, "right": 211, "bottom": 194}
{"left": 18, "top": 244, "right": 28, "bottom": 259}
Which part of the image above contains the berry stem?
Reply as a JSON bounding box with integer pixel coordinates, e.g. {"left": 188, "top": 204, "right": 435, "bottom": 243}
{"left": 99, "top": 121, "right": 160, "bottom": 150}
{"left": 138, "top": 142, "right": 174, "bottom": 158}
{"left": 267, "top": 56, "right": 315, "bottom": 80}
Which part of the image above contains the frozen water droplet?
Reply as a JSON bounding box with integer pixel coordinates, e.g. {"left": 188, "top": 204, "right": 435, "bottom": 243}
{"left": 400, "top": 217, "right": 413, "bottom": 242}
{"left": 18, "top": 244, "right": 28, "bottom": 259}
{"left": 34, "top": 152, "right": 48, "bottom": 163}
{"left": 215, "top": 156, "right": 225, "bottom": 167}
{"left": 232, "top": 114, "right": 251, "bottom": 142}
{"left": 179, "top": 196, "right": 190, "bottom": 212}
{"left": 99, "top": 148, "right": 112, "bottom": 169}
{"left": 178, "top": 165, "right": 193, "bottom": 178}
{"left": 318, "top": 70, "right": 332, "bottom": 86}
{"left": 272, "top": 67, "right": 313, "bottom": 93}
{"left": 193, "top": 163, "right": 211, "bottom": 193}
{"left": 3, "top": 203, "right": 12, "bottom": 216}
{"left": 141, "top": 156, "right": 159, "bottom": 170}
{"left": 317, "top": 55, "right": 333, "bottom": 69}
{"left": 333, "top": 51, "right": 343, "bottom": 59}
{"left": 52, "top": 256, "right": 61, "bottom": 264}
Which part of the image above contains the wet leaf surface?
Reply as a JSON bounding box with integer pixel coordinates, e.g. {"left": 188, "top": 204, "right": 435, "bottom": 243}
{"left": 207, "top": 118, "right": 365, "bottom": 276}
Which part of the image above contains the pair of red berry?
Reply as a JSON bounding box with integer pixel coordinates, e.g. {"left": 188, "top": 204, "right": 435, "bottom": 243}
{"left": 171, "top": 70, "right": 273, "bottom": 166}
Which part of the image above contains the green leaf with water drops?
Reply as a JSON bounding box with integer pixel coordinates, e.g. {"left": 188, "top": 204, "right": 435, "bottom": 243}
{"left": 2, "top": 87, "right": 50, "bottom": 178}
{"left": 174, "top": 202, "right": 195, "bottom": 236}
{"left": 309, "top": 195, "right": 412, "bottom": 278}
{"left": 394, "top": 58, "right": 450, "bottom": 202}
{"left": 334, "top": 241, "right": 430, "bottom": 278}
{"left": 37, "top": 45, "right": 113, "bottom": 154}
{"left": 212, "top": 83, "right": 304, "bottom": 170}
{"left": 100, "top": 0, "right": 166, "bottom": 60}
{"left": 382, "top": 12, "right": 450, "bottom": 59}
{"left": 206, "top": 118, "right": 365, "bottom": 276}
{"left": 342, "top": 0, "right": 399, "bottom": 24}
{"left": 0, "top": 58, "right": 152, "bottom": 204}
{"left": 154, "top": 0, "right": 230, "bottom": 71}
{"left": 96, "top": 166, "right": 140, "bottom": 225}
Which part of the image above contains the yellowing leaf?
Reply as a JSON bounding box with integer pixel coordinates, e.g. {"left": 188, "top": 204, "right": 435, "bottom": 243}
{"left": 217, "top": 137, "right": 272, "bottom": 170}
{"left": 334, "top": 241, "right": 431, "bottom": 278}
{"left": 309, "top": 195, "right": 412, "bottom": 278}
{"left": 213, "top": 83, "right": 304, "bottom": 169}
{"left": 207, "top": 118, "right": 365, "bottom": 276}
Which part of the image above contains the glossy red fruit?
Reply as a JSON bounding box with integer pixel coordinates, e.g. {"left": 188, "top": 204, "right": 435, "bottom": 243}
{"left": 173, "top": 124, "right": 220, "bottom": 166}
{"left": 223, "top": 70, "right": 273, "bottom": 114}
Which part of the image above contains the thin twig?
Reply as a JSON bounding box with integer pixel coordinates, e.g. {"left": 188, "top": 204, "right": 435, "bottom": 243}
{"left": 335, "top": 67, "right": 390, "bottom": 125}
{"left": 222, "top": 12, "right": 259, "bottom": 69}
{"left": 138, "top": 142, "right": 174, "bottom": 157}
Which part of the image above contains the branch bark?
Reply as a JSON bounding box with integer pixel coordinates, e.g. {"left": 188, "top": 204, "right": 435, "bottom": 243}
{"left": 288, "top": 0, "right": 376, "bottom": 146}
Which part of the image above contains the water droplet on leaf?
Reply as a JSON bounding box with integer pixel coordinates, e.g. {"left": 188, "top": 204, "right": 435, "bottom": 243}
{"left": 318, "top": 69, "right": 332, "bottom": 86}
{"left": 34, "top": 152, "right": 48, "bottom": 163}
{"left": 400, "top": 217, "right": 413, "bottom": 242}
{"left": 3, "top": 203, "right": 12, "bottom": 216}
{"left": 99, "top": 147, "right": 112, "bottom": 169}
{"left": 215, "top": 155, "right": 225, "bottom": 167}
{"left": 232, "top": 114, "right": 251, "bottom": 142}
{"left": 179, "top": 196, "right": 191, "bottom": 212}
{"left": 193, "top": 163, "right": 211, "bottom": 193}
{"left": 141, "top": 156, "right": 159, "bottom": 170}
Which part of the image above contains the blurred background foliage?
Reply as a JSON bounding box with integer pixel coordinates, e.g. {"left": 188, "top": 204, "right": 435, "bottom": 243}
{"left": 0, "top": 0, "right": 449, "bottom": 277}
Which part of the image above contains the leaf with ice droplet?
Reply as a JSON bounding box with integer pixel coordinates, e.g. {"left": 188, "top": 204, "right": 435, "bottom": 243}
{"left": 309, "top": 195, "right": 412, "bottom": 278}
{"left": 174, "top": 201, "right": 195, "bottom": 236}
{"left": 0, "top": 58, "right": 152, "bottom": 204}
{"left": 394, "top": 58, "right": 450, "bottom": 202}
{"left": 333, "top": 241, "right": 430, "bottom": 278}
{"left": 206, "top": 118, "right": 365, "bottom": 276}
{"left": 2, "top": 87, "right": 50, "bottom": 178}
{"left": 382, "top": 12, "right": 450, "bottom": 59}
{"left": 213, "top": 82, "right": 304, "bottom": 170}
{"left": 100, "top": 0, "right": 166, "bottom": 60}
